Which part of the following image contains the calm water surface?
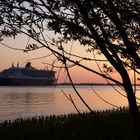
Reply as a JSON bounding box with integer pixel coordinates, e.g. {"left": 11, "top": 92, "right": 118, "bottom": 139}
{"left": 0, "top": 85, "right": 140, "bottom": 122}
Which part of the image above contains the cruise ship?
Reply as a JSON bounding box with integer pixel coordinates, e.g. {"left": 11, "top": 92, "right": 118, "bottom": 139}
{"left": 0, "top": 62, "right": 56, "bottom": 86}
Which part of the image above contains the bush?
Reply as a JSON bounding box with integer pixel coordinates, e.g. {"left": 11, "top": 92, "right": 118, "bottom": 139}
{"left": 0, "top": 108, "right": 137, "bottom": 140}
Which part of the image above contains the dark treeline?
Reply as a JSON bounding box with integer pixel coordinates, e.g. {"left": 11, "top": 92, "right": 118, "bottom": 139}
{"left": 0, "top": 108, "right": 137, "bottom": 140}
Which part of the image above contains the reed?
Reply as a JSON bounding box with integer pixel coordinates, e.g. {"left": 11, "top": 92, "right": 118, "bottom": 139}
{"left": 0, "top": 107, "right": 137, "bottom": 140}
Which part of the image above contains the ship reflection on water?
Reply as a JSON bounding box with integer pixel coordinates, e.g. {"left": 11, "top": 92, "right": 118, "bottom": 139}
{"left": 0, "top": 85, "right": 132, "bottom": 122}
{"left": 0, "top": 86, "right": 57, "bottom": 122}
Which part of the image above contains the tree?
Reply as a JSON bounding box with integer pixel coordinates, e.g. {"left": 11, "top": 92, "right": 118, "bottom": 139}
{"left": 0, "top": 0, "right": 140, "bottom": 139}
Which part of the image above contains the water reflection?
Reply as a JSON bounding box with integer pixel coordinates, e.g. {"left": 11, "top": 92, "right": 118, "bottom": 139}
{"left": 0, "top": 87, "right": 57, "bottom": 122}
{"left": 0, "top": 85, "right": 139, "bottom": 122}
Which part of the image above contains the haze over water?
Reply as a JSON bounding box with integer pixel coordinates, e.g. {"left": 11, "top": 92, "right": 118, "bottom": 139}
{"left": 0, "top": 85, "right": 140, "bottom": 123}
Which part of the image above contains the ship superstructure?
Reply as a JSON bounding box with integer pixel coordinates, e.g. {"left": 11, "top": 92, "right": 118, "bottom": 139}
{"left": 0, "top": 62, "right": 56, "bottom": 86}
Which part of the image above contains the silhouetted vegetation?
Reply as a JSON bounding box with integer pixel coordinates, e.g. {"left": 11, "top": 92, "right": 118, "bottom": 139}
{"left": 0, "top": 0, "right": 140, "bottom": 139}
{"left": 0, "top": 108, "right": 138, "bottom": 140}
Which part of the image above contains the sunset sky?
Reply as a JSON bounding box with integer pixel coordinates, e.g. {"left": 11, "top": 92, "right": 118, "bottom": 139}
{"left": 0, "top": 33, "right": 137, "bottom": 84}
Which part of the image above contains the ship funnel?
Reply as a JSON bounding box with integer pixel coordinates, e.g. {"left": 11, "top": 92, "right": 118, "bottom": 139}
{"left": 17, "top": 62, "right": 19, "bottom": 67}
{"left": 12, "top": 62, "right": 14, "bottom": 67}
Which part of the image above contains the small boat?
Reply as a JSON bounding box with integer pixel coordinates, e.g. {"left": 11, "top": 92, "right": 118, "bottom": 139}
{"left": 0, "top": 62, "right": 56, "bottom": 86}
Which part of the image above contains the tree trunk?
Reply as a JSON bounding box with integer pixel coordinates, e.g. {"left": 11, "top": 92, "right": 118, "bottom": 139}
{"left": 122, "top": 74, "right": 140, "bottom": 140}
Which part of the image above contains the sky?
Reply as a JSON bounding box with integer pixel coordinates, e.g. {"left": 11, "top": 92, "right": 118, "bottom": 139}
{"left": 0, "top": 33, "right": 137, "bottom": 84}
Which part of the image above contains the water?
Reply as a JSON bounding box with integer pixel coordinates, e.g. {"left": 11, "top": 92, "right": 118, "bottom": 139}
{"left": 0, "top": 85, "right": 139, "bottom": 122}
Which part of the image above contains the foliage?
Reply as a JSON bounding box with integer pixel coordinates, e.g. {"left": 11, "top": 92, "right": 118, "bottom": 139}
{"left": 0, "top": 0, "right": 140, "bottom": 138}
{"left": 0, "top": 0, "right": 140, "bottom": 80}
{"left": 0, "top": 0, "right": 140, "bottom": 68}
{"left": 0, "top": 108, "right": 137, "bottom": 140}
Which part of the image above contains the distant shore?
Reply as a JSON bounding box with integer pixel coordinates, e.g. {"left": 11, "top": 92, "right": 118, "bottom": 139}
{"left": 56, "top": 83, "right": 140, "bottom": 86}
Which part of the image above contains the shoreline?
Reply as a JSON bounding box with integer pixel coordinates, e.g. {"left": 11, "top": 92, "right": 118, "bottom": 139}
{"left": 0, "top": 107, "right": 136, "bottom": 140}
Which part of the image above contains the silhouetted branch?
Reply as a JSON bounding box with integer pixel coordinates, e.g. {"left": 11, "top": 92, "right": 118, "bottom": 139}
{"left": 21, "top": 53, "right": 53, "bottom": 66}
{"left": 91, "top": 87, "right": 119, "bottom": 108}
{"left": 61, "top": 90, "right": 81, "bottom": 114}
{"left": 0, "top": 42, "right": 24, "bottom": 51}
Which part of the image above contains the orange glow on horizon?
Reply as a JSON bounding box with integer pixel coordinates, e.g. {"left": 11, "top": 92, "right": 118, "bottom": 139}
{"left": 0, "top": 35, "right": 138, "bottom": 84}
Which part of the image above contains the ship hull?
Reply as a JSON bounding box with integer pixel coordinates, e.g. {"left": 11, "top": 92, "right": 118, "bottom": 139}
{"left": 0, "top": 78, "right": 56, "bottom": 86}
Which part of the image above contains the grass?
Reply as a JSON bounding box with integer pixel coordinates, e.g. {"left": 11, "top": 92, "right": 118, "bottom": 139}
{"left": 0, "top": 107, "right": 137, "bottom": 140}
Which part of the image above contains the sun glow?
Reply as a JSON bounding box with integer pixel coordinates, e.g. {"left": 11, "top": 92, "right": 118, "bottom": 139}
{"left": 0, "top": 34, "right": 134, "bottom": 84}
